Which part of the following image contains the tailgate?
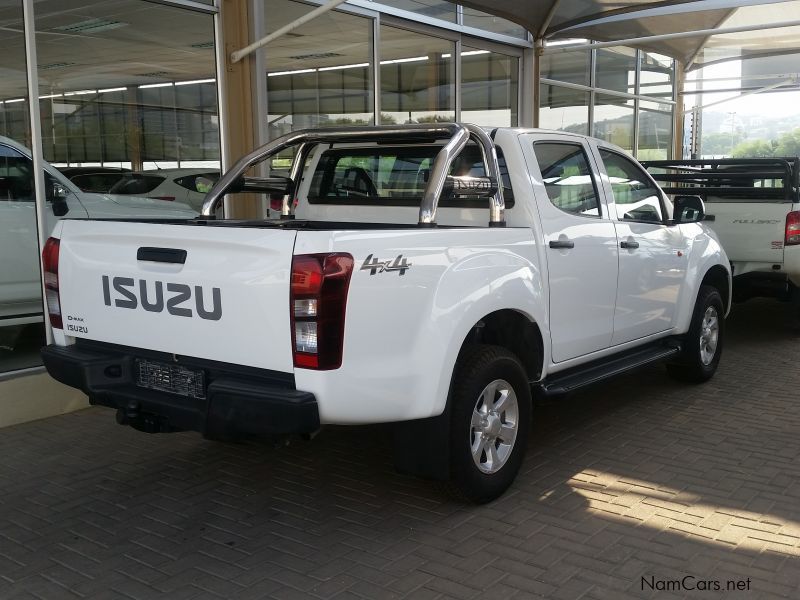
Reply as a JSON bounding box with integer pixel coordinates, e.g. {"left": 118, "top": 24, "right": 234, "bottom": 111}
{"left": 704, "top": 201, "right": 789, "bottom": 264}
{"left": 57, "top": 220, "right": 297, "bottom": 372}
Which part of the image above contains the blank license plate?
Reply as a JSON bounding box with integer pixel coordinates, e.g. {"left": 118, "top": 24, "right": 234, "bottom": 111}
{"left": 135, "top": 359, "right": 206, "bottom": 399}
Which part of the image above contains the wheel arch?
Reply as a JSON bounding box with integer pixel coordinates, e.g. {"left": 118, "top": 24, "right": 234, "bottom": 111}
{"left": 700, "top": 264, "right": 731, "bottom": 314}
{"left": 457, "top": 309, "right": 544, "bottom": 382}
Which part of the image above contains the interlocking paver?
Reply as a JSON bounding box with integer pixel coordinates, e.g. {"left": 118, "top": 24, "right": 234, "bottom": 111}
{"left": 0, "top": 299, "right": 799, "bottom": 599}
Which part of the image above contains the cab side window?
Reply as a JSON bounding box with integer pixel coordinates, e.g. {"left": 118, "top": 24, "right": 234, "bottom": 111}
{"left": 600, "top": 149, "right": 664, "bottom": 223}
{"left": 533, "top": 142, "right": 601, "bottom": 218}
{"left": 0, "top": 144, "right": 34, "bottom": 202}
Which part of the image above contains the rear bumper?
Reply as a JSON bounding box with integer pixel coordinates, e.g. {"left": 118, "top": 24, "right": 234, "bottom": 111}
{"left": 41, "top": 343, "right": 319, "bottom": 438}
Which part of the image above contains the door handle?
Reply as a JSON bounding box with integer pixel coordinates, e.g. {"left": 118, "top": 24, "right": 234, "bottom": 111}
{"left": 620, "top": 240, "right": 640, "bottom": 249}
{"left": 137, "top": 247, "right": 188, "bottom": 264}
{"left": 549, "top": 239, "right": 575, "bottom": 249}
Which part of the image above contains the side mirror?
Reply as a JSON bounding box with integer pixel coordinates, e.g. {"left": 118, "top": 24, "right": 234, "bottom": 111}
{"left": 673, "top": 195, "right": 705, "bottom": 224}
{"left": 49, "top": 181, "right": 70, "bottom": 217}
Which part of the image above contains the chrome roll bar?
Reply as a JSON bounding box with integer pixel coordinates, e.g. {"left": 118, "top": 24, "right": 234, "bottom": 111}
{"left": 418, "top": 125, "right": 470, "bottom": 225}
{"left": 465, "top": 124, "right": 504, "bottom": 226}
{"left": 201, "top": 123, "right": 505, "bottom": 226}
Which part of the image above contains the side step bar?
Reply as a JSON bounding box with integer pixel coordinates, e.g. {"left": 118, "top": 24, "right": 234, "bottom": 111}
{"left": 534, "top": 340, "right": 682, "bottom": 398}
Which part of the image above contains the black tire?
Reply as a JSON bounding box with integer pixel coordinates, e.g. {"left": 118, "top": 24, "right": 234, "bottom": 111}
{"left": 448, "top": 345, "right": 531, "bottom": 503}
{"left": 667, "top": 285, "right": 724, "bottom": 383}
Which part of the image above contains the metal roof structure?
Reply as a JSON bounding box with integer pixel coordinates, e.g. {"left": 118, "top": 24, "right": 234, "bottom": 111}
{"left": 457, "top": 0, "right": 800, "bottom": 69}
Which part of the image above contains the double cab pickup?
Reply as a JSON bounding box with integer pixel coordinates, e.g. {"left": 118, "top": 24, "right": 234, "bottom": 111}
{"left": 42, "top": 124, "right": 730, "bottom": 502}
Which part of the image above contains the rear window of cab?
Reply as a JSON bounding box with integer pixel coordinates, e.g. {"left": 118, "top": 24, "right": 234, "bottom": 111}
{"left": 109, "top": 174, "right": 165, "bottom": 195}
{"left": 308, "top": 144, "right": 514, "bottom": 208}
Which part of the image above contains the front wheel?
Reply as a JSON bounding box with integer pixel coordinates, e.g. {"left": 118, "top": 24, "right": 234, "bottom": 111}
{"left": 667, "top": 285, "right": 724, "bottom": 383}
{"left": 448, "top": 345, "right": 531, "bottom": 503}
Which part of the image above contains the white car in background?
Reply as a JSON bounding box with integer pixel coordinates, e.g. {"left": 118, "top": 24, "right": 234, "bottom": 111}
{"left": 109, "top": 168, "right": 220, "bottom": 212}
{"left": 0, "top": 136, "right": 197, "bottom": 327}
{"left": 57, "top": 166, "right": 132, "bottom": 193}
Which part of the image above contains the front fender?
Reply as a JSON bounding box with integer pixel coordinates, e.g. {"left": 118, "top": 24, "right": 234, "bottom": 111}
{"left": 675, "top": 223, "right": 731, "bottom": 332}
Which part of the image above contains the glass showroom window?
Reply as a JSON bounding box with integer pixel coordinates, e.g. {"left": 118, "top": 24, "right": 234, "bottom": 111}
{"left": 369, "top": 0, "right": 457, "bottom": 22}
{"left": 639, "top": 52, "right": 674, "bottom": 100}
{"left": 265, "top": 0, "right": 373, "bottom": 138}
{"left": 638, "top": 100, "right": 673, "bottom": 160}
{"left": 540, "top": 46, "right": 591, "bottom": 87}
{"left": 460, "top": 46, "right": 519, "bottom": 127}
{"left": 595, "top": 47, "right": 637, "bottom": 95}
{"left": 35, "top": 0, "right": 218, "bottom": 172}
{"left": 538, "top": 85, "right": 590, "bottom": 135}
{"left": 174, "top": 80, "right": 219, "bottom": 166}
{"left": 0, "top": 1, "right": 40, "bottom": 374}
{"left": 593, "top": 94, "right": 635, "bottom": 152}
{"left": 0, "top": 0, "right": 222, "bottom": 376}
{"left": 380, "top": 26, "right": 455, "bottom": 124}
{"left": 462, "top": 7, "right": 527, "bottom": 38}
{"left": 138, "top": 81, "right": 219, "bottom": 169}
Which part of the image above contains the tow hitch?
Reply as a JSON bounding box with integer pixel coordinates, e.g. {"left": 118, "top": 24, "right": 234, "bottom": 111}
{"left": 115, "top": 400, "right": 177, "bottom": 433}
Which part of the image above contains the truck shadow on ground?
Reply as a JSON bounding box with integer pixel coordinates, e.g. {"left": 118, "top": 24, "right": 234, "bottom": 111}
{"left": 1, "top": 299, "right": 798, "bottom": 598}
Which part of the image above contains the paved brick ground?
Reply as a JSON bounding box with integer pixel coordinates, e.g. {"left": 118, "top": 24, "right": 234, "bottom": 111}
{"left": 1, "top": 299, "right": 799, "bottom": 600}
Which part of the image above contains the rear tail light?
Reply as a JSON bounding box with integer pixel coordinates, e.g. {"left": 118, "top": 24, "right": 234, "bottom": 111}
{"left": 290, "top": 253, "right": 354, "bottom": 369}
{"left": 42, "top": 237, "right": 62, "bottom": 329}
{"left": 786, "top": 211, "right": 800, "bottom": 246}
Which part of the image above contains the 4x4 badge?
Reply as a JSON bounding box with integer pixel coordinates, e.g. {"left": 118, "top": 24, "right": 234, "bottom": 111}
{"left": 361, "top": 254, "right": 412, "bottom": 276}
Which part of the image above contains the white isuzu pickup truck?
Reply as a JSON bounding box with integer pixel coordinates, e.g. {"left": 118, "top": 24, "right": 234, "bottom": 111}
{"left": 41, "top": 124, "right": 731, "bottom": 502}
{"left": 645, "top": 157, "right": 800, "bottom": 315}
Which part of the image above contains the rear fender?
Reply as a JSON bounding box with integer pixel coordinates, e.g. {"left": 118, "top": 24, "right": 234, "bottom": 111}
{"left": 293, "top": 229, "right": 546, "bottom": 424}
{"left": 428, "top": 251, "right": 547, "bottom": 418}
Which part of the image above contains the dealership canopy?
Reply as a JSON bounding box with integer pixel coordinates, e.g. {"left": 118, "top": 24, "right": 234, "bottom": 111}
{"left": 457, "top": 0, "right": 800, "bottom": 69}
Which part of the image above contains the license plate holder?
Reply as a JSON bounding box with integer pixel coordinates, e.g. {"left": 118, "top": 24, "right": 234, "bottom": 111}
{"left": 135, "top": 358, "right": 206, "bottom": 399}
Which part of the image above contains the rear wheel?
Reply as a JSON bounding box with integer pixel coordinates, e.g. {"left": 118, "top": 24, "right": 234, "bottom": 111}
{"left": 667, "top": 285, "right": 724, "bottom": 383}
{"left": 448, "top": 345, "right": 531, "bottom": 503}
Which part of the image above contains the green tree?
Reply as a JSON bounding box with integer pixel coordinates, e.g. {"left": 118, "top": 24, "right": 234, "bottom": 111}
{"left": 702, "top": 132, "right": 745, "bottom": 155}
{"left": 731, "top": 139, "right": 774, "bottom": 158}
{"left": 773, "top": 129, "right": 800, "bottom": 156}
